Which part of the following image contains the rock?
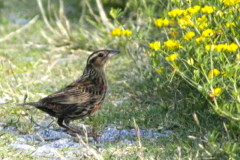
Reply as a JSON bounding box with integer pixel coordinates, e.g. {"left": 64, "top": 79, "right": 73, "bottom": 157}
{"left": 42, "top": 138, "right": 81, "bottom": 149}
{"left": 3, "top": 126, "right": 18, "bottom": 134}
{"left": 140, "top": 129, "right": 169, "bottom": 138}
{"left": 9, "top": 144, "right": 35, "bottom": 152}
{"left": 99, "top": 127, "right": 171, "bottom": 142}
{"left": 99, "top": 127, "right": 120, "bottom": 142}
{"left": 36, "top": 129, "right": 71, "bottom": 141}
{"left": 33, "top": 146, "right": 58, "bottom": 157}
{"left": 17, "top": 135, "right": 41, "bottom": 144}
{"left": 119, "top": 129, "right": 135, "bottom": 138}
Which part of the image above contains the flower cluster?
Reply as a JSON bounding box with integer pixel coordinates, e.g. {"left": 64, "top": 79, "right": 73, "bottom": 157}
{"left": 223, "top": 0, "right": 240, "bottom": 6}
{"left": 152, "top": 4, "right": 229, "bottom": 32}
{"left": 168, "top": 6, "right": 202, "bottom": 17}
{"left": 164, "top": 40, "right": 183, "bottom": 50}
{"left": 195, "top": 29, "right": 215, "bottom": 44}
{"left": 154, "top": 18, "right": 169, "bottom": 27}
{"left": 195, "top": 36, "right": 206, "bottom": 44}
{"left": 185, "top": 5, "right": 201, "bottom": 15}
{"left": 209, "top": 87, "right": 222, "bottom": 98}
{"left": 201, "top": 29, "right": 215, "bottom": 37}
{"left": 146, "top": 0, "right": 240, "bottom": 103}
{"left": 201, "top": 6, "right": 216, "bottom": 14}
{"left": 226, "top": 22, "right": 236, "bottom": 28}
{"left": 183, "top": 32, "right": 195, "bottom": 41}
{"left": 110, "top": 28, "right": 132, "bottom": 37}
{"left": 178, "top": 16, "right": 194, "bottom": 28}
{"left": 196, "top": 15, "right": 209, "bottom": 29}
{"left": 165, "top": 53, "right": 178, "bottom": 62}
{"left": 205, "top": 43, "right": 239, "bottom": 52}
{"left": 208, "top": 69, "right": 221, "bottom": 78}
{"left": 168, "top": 8, "right": 185, "bottom": 17}
{"left": 149, "top": 41, "right": 161, "bottom": 51}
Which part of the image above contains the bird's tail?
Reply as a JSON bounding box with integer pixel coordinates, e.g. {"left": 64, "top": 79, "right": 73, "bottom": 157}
{"left": 18, "top": 102, "right": 43, "bottom": 107}
{"left": 18, "top": 94, "right": 43, "bottom": 107}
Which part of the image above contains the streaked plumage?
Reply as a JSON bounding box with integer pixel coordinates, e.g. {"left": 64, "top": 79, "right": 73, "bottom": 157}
{"left": 19, "top": 50, "right": 120, "bottom": 134}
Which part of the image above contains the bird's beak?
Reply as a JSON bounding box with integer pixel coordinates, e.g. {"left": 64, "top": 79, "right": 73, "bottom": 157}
{"left": 107, "top": 50, "right": 120, "bottom": 58}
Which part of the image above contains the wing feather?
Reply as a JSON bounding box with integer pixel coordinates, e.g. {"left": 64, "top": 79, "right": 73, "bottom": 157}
{"left": 39, "top": 79, "right": 103, "bottom": 113}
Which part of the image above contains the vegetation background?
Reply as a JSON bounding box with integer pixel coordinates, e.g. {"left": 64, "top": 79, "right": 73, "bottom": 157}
{"left": 0, "top": 0, "right": 239, "bottom": 159}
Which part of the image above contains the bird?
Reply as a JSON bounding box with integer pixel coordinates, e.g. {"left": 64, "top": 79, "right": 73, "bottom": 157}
{"left": 19, "top": 49, "right": 120, "bottom": 137}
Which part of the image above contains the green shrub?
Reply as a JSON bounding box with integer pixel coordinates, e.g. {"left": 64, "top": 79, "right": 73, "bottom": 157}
{"left": 108, "top": 0, "right": 240, "bottom": 158}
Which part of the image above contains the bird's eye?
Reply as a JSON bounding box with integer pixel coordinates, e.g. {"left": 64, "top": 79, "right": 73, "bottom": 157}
{"left": 98, "top": 53, "right": 104, "bottom": 57}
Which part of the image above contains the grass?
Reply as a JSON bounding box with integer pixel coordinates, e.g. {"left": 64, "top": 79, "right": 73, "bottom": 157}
{"left": 0, "top": 0, "right": 239, "bottom": 159}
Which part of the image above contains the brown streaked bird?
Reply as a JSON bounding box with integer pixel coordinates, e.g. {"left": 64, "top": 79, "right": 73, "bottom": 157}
{"left": 19, "top": 49, "right": 120, "bottom": 135}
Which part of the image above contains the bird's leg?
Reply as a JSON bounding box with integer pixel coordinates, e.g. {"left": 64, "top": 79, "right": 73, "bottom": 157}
{"left": 57, "top": 118, "right": 83, "bottom": 134}
{"left": 63, "top": 119, "right": 84, "bottom": 135}
{"left": 57, "top": 118, "right": 98, "bottom": 141}
{"left": 89, "top": 116, "right": 100, "bottom": 142}
{"left": 57, "top": 118, "right": 69, "bottom": 130}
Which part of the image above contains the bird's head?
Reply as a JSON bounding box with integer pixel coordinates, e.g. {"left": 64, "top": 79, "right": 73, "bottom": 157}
{"left": 87, "top": 50, "right": 120, "bottom": 68}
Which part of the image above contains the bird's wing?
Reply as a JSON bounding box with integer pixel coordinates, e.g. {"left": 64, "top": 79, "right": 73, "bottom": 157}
{"left": 42, "top": 81, "right": 100, "bottom": 105}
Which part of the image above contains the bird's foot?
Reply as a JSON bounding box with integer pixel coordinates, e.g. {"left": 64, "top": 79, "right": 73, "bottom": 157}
{"left": 89, "top": 128, "right": 101, "bottom": 142}
{"left": 64, "top": 126, "right": 100, "bottom": 142}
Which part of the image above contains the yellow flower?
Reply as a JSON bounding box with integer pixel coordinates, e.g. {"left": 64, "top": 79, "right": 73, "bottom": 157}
{"left": 205, "top": 44, "right": 215, "bottom": 51}
{"left": 183, "top": 32, "right": 195, "bottom": 41}
{"left": 214, "top": 44, "right": 228, "bottom": 52}
{"left": 195, "top": 36, "right": 206, "bottom": 44}
{"left": 197, "top": 15, "right": 208, "bottom": 22}
{"left": 198, "top": 22, "right": 209, "bottom": 29}
{"left": 110, "top": 28, "right": 132, "bottom": 37}
{"left": 208, "top": 69, "right": 221, "bottom": 78}
{"left": 164, "top": 40, "right": 183, "bottom": 50}
{"left": 226, "top": 43, "right": 238, "bottom": 52}
{"left": 154, "top": 18, "right": 170, "bottom": 27}
{"left": 156, "top": 68, "right": 163, "bottom": 73}
{"left": 165, "top": 53, "right": 178, "bottom": 62}
{"left": 122, "top": 30, "right": 132, "bottom": 37}
{"left": 201, "top": 6, "right": 216, "bottom": 14}
{"left": 206, "top": 43, "right": 239, "bottom": 52}
{"left": 110, "top": 28, "right": 122, "bottom": 36}
{"left": 209, "top": 87, "right": 222, "bottom": 100}
{"left": 212, "top": 88, "right": 222, "bottom": 97}
{"left": 197, "top": 15, "right": 209, "bottom": 29}
{"left": 149, "top": 41, "right": 161, "bottom": 51}
{"left": 223, "top": 0, "right": 240, "bottom": 6}
{"left": 185, "top": 5, "right": 201, "bottom": 15}
{"left": 168, "top": 8, "right": 185, "bottom": 17}
{"left": 226, "top": 22, "right": 236, "bottom": 28}
{"left": 187, "top": 58, "right": 194, "bottom": 65}
{"left": 202, "top": 29, "right": 215, "bottom": 37}
{"left": 178, "top": 16, "right": 194, "bottom": 28}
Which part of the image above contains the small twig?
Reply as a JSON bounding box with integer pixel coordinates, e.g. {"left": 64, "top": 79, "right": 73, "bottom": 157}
{"left": 133, "top": 119, "right": 145, "bottom": 160}
{"left": 23, "top": 94, "right": 28, "bottom": 103}
{"left": 77, "top": 134, "right": 104, "bottom": 160}
{"left": 41, "top": 30, "right": 55, "bottom": 44}
{"left": 0, "top": 15, "right": 39, "bottom": 43}
{"left": 37, "top": 0, "right": 61, "bottom": 37}
{"left": 95, "top": 0, "right": 113, "bottom": 31}
{"left": 85, "top": 0, "right": 101, "bottom": 24}
{"left": 59, "top": 0, "right": 71, "bottom": 35}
